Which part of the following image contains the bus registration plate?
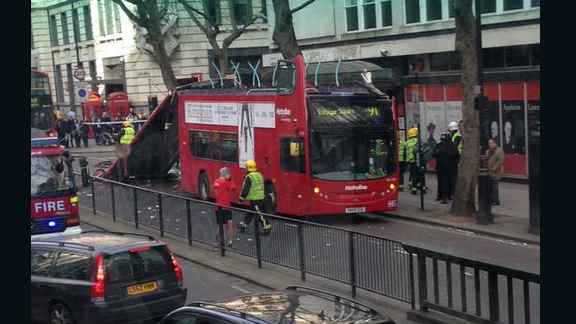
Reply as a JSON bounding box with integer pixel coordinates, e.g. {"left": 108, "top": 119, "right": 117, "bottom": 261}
{"left": 345, "top": 207, "right": 366, "bottom": 213}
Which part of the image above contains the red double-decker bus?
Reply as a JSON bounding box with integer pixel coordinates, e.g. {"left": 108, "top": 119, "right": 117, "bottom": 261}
{"left": 177, "top": 56, "right": 398, "bottom": 217}
{"left": 31, "top": 70, "right": 55, "bottom": 137}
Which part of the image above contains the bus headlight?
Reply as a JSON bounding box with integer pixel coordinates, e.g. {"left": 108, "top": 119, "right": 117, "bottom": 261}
{"left": 314, "top": 187, "right": 320, "bottom": 194}
{"left": 390, "top": 184, "right": 395, "bottom": 190}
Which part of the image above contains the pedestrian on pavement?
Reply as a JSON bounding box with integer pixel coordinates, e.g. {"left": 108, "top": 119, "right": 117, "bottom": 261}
{"left": 405, "top": 127, "right": 424, "bottom": 195}
{"left": 213, "top": 167, "right": 237, "bottom": 250}
{"left": 55, "top": 115, "right": 69, "bottom": 148}
{"left": 237, "top": 160, "right": 272, "bottom": 235}
{"left": 78, "top": 119, "right": 89, "bottom": 148}
{"left": 71, "top": 118, "right": 81, "bottom": 148}
{"left": 433, "top": 133, "right": 460, "bottom": 204}
{"left": 91, "top": 112, "right": 101, "bottom": 146}
{"left": 398, "top": 132, "right": 406, "bottom": 191}
{"left": 487, "top": 138, "right": 505, "bottom": 206}
{"left": 447, "top": 121, "right": 462, "bottom": 154}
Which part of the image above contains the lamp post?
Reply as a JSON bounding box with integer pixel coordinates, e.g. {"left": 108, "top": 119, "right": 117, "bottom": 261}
{"left": 475, "top": 0, "right": 492, "bottom": 224}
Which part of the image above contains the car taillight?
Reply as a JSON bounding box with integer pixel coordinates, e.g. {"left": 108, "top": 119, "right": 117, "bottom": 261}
{"left": 165, "top": 246, "right": 183, "bottom": 286}
{"left": 91, "top": 253, "right": 106, "bottom": 303}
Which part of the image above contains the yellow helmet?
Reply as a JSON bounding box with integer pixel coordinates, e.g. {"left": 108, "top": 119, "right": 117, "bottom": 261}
{"left": 408, "top": 128, "right": 418, "bottom": 138}
{"left": 245, "top": 159, "right": 257, "bottom": 172}
{"left": 123, "top": 120, "right": 132, "bottom": 128}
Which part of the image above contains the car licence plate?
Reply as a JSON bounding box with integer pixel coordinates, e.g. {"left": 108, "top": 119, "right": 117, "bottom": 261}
{"left": 345, "top": 207, "right": 366, "bottom": 213}
{"left": 126, "top": 281, "right": 158, "bottom": 296}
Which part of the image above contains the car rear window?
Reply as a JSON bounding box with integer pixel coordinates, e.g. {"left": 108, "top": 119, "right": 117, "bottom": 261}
{"left": 104, "top": 245, "right": 173, "bottom": 283}
{"left": 54, "top": 252, "right": 92, "bottom": 281}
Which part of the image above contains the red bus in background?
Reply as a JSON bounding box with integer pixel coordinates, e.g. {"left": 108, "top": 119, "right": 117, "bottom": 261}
{"left": 31, "top": 70, "right": 55, "bottom": 137}
{"left": 177, "top": 56, "right": 398, "bottom": 217}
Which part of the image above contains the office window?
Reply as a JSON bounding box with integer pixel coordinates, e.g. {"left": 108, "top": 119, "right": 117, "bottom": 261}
{"left": 531, "top": 0, "right": 540, "bottom": 7}
{"left": 232, "top": 0, "right": 252, "bottom": 25}
{"left": 50, "top": 15, "right": 59, "bottom": 46}
{"left": 66, "top": 64, "right": 74, "bottom": 104}
{"left": 84, "top": 6, "right": 93, "bottom": 40}
{"left": 113, "top": 2, "right": 122, "bottom": 33}
{"left": 481, "top": 0, "right": 497, "bottom": 13}
{"left": 61, "top": 12, "right": 70, "bottom": 44}
{"left": 98, "top": 0, "right": 105, "bottom": 35}
{"left": 405, "top": 0, "right": 421, "bottom": 24}
{"left": 345, "top": 0, "right": 359, "bottom": 31}
{"left": 203, "top": 0, "right": 222, "bottom": 25}
{"left": 505, "top": 45, "right": 530, "bottom": 67}
{"left": 504, "top": 0, "right": 524, "bottom": 11}
{"left": 530, "top": 44, "right": 540, "bottom": 66}
{"left": 105, "top": 1, "right": 114, "bottom": 34}
{"left": 448, "top": 0, "right": 454, "bottom": 18}
{"left": 381, "top": 0, "right": 392, "bottom": 26}
{"left": 363, "top": 0, "right": 376, "bottom": 29}
{"left": 426, "top": 0, "right": 442, "bottom": 21}
{"left": 483, "top": 47, "right": 505, "bottom": 69}
{"left": 55, "top": 65, "right": 65, "bottom": 102}
{"left": 429, "top": 52, "right": 450, "bottom": 71}
{"left": 73, "top": 8, "right": 80, "bottom": 43}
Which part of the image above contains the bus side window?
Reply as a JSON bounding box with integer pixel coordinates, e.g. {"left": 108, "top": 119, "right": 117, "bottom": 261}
{"left": 211, "top": 132, "right": 221, "bottom": 161}
{"left": 220, "top": 132, "right": 238, "bottom": 163}
{"left": 280, "top": 137, "right": 305, "bottom": 173}
{"left": 196, "top": 131, "right": 212, "bottom": 159}
{"left": 188, "top": 130, "right": 196, "bottom": 157}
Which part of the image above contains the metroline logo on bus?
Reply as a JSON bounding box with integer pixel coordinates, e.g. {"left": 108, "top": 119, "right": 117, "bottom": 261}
{"left": 345, "top": 184, "right": 368, "bottom": 191}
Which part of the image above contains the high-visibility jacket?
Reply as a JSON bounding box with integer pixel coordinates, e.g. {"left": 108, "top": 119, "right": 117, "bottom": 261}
{"left": 120, "top": 127, "right": 135, "bottom": 145}
{"left": 405, "top": 138, "right": 418, "bottom": 163}
{"left": 242, "top": 172, "right": 264, "bottom": 201}
{"left": 398, "top": 139, "right": 406, "bottom": 162}
{"left": 452, "top": 131, "right": 462, "bottom": 154}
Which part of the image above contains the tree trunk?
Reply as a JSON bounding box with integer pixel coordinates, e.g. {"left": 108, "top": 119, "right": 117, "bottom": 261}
{"left": 451, "top": 0, "right": 479, "bottom": 216}
{"left": 272, "top": 0, "right": 302, "bottom": 60}
{"left": 150, "top": 35, "right": 178, "bottom": 89}
{"left": 218, "top": 47, "right": 232, "bottom": 76}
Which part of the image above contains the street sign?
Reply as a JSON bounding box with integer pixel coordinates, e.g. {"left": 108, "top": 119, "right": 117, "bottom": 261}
{"left": 74, "top": 82, "right": 90, "bottom": 103}
{"left": 73, "top": 67, "right": 86, "bottom": 81}
{"left": 262, "top": 53, "right": 284, "bottom": 67}
{"left": 191, "top": 73, "right": 203, "bottom": 82}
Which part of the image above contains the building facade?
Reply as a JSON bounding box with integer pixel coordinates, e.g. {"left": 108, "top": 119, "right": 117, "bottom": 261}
{"left": 31, "top": 0, "right": 269, "bottom": 115}
{"left": 264, "top": 0, "right": 539, "bottom": 178}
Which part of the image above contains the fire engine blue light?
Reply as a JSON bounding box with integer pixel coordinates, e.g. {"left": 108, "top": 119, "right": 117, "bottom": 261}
{"left": 31, "top": 137, "right": 59, "bottom": 148}
{"left": 48, "top": 221, "right": 56, "bottom": 227}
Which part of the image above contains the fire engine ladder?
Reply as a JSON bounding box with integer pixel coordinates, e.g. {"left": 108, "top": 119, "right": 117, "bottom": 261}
{"left": 105, "top": 91, "right": 180, "bottom": 181}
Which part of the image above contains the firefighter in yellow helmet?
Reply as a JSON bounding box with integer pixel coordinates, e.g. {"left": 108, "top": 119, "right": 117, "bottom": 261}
{"left": 116, "top": 120, "right": 135, "bottom": 182}
{"left": 237, "top": 159, "right": 272, "bottom": 235}
{"left": 398, "top": 132, "right": 406, "bottom": 191}
{"left": 405, "top": 127, "right": 423, "bottom": 195}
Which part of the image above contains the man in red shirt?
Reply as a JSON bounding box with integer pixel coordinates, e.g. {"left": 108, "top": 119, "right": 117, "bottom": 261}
{"left": 213, "top": 167, "right": 237, "bottom": 250}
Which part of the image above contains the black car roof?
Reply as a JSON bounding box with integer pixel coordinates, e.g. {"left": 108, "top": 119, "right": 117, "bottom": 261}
{"left": 187, "top": 286, "right": 394, "bottom": 324}
{"left": 31, "top": 231, "right": 162, "bottom": 253}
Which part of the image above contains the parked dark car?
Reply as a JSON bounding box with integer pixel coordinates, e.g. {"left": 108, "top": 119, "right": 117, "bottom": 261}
{"left": 157, "top": 286, "right": 395, "bottom": 324}
{"left": 31, "top": 231, "right": 187, "bottom": 324}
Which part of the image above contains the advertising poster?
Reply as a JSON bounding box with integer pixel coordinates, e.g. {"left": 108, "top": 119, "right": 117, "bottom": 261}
{"left": 488, "top": 101, "right": 501, "bottom": 146}
{"left": 501, "top": 101, "right": 526, "bottom": 154}
{"left": 445, "top": 101, "right": 462, "bottom": 126}
{"left": 527, "top": 101, "right": 540, "bottom": 129}
{"left": 423, "top": 101, "right": 445, "bottom": 146}
{"left": 238, "top": 103, "right": 255, "bottom": 168}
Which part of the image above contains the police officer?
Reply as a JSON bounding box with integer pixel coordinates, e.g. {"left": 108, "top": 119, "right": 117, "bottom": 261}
{"left": 405, "top": 127, "right": 424, "bottom": 195}
{"left": 237, "top": 160, "right": 272, "bottom": 236}
{"left": 448, "top": 121, "right": 462, "bottom": 154}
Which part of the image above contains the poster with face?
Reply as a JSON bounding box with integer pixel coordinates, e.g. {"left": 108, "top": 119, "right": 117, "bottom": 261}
{"left": 501, "top": 101, "right": 526, "bottom": 154}
{"left": 527, "top": 101, "right": 540, "bottom": 129}
{"left": 489, "top": 101, "right": 501, "bottom": 147}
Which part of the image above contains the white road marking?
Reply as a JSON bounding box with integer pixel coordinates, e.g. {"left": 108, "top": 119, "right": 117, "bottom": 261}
{"left": 231, "top": 285, "right": 251, "bottom": 294}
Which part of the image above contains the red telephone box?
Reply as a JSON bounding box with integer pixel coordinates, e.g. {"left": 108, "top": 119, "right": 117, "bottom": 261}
{"left": 83, "top": 92, "right": 103, "bottom": 138}
{"left": 107, "top": 92, "right": 130, "bottom": 121}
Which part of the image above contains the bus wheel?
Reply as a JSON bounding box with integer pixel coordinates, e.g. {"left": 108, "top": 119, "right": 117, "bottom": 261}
{"left": 264, "top": 183, "right": 277, "bottom": 214}
{"left": 198, "top": 172, "right": 210, "bottom": 201}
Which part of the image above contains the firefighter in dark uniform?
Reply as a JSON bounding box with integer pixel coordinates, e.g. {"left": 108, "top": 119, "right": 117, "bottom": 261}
{"left": 237, "top": 160, "right": 272, "bottom": 235}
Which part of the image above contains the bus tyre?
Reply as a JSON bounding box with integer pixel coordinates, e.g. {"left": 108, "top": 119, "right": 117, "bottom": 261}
{"left": 198, "top": 172, "right": 210, "bottom": 201}
{"left": 264, "top": 183, "right": 277, "bottom": 214}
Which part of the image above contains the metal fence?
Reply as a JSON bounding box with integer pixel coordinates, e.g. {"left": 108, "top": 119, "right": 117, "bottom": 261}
{"left": 404, "top": 245, "right": 540, "bottom": 324}
{"left": 80, "top": 175, "right": 412, "bottom": 303}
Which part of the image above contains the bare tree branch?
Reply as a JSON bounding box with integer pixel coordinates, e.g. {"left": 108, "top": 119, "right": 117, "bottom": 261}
{"left": 290, "top": 0, "right": 316, "bottom": 14}
{"left": 123, "top": 0, "right": 139, "bottom": 4}
{"left": 227, "top": 0, "right": 239, "bottom": 32}
{"left": 112, "top": 0, "right": 144, "bottom": 26}
{"left": 223, "top": 13, "right": 260, "bottom": 49}
{"left": 178, "top": 0, "right": 213, "bottom": 36}
{"left": 158, "top": 0, "right": 169, "bottom": 19}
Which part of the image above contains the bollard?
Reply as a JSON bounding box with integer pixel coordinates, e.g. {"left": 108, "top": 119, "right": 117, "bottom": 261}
{"left": 477, "top": 155, "right": 493, "bottom": 224}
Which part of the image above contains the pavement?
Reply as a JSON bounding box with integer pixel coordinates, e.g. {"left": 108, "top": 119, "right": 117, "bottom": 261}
{"left": 387, "top": 172, "right": 539, "bottom": 245}
{"left": 80, "top": 206, "right": 417, "bottom": 324}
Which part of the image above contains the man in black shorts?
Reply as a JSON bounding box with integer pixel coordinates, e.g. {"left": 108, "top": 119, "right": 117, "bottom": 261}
{"left": 213, "top": 167, "right": 237, "bottom": 250}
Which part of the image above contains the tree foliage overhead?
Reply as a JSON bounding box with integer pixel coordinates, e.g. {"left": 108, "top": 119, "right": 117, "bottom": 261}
{"left": 112, "top": 0, "right": 178, "bottom": 90}
{"left": 178, "top": 0, "right": 263, "bottom": 75}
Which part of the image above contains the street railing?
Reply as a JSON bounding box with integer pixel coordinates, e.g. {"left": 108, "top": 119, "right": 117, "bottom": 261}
{"left": 82, "top": 175, "right": 412, "bottom": 303}
{"left": 404, "top": 244, "right": 540, "bottom": 324}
